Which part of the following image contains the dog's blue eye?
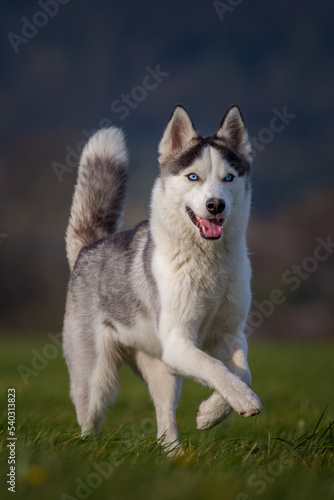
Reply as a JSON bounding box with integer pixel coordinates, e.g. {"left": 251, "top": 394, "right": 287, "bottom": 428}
{"left": 224, "top": 174, "right": 234, "bottom": 182}
{"left": 187, "top": 173, "right": 199, "bottom": 181}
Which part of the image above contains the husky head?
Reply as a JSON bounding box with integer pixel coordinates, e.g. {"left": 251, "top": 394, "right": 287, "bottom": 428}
{"left": 157, "top": 104, "right": 252, "bottom": 242}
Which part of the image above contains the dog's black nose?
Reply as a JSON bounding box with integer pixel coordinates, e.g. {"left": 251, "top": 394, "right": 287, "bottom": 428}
{"left": 206, "top": 198, "right": 226, "bottom": 215}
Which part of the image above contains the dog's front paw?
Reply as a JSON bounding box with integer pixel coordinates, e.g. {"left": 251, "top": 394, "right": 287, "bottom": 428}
{"left": 235, "top": 392, "right": 263, "bottom": 417}
{"left": 225, "top": 380, "right": 263, "bottom": 417}
{"left": 196, "top": 392, "right": 232, "bottom": 430}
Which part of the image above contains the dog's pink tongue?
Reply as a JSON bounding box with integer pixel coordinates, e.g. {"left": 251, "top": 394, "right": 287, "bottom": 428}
{"left": 200, "top": 218, "right": 223, "bottom": 238}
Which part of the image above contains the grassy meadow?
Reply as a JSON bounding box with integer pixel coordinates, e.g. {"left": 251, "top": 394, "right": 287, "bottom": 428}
{"left": 0, "top": 337, "right": 333, "bottom": 500}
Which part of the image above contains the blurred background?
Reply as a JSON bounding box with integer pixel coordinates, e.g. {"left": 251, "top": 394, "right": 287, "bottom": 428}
{"left": 1, "top": 0, "right": 333, "bottom": 339}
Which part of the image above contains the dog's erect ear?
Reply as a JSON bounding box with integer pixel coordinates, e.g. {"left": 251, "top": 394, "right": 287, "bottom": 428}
{"left": 216, "top": 105, "right": 252, "bottom": 163}
{"left": 159, "top": 105, "right": 197, "bottom": 158}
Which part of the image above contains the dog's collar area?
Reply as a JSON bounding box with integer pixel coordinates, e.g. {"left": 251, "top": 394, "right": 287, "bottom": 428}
{"left": 186, "top": 207, "right": 224, "bottom": 240}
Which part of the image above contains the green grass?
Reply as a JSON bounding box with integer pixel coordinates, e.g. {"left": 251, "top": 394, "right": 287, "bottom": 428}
{"left": 1, "top": 337, "right": 334, "bottom": 500}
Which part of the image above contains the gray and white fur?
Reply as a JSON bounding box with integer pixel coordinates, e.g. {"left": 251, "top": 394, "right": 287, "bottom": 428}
{"left": 63, "top": 105, "right": 262, "bottom": 454}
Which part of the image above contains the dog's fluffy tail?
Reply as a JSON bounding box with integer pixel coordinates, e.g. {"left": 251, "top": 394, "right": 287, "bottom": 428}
{"left": 65, "top": 127, "right": 128, "bottom": 270}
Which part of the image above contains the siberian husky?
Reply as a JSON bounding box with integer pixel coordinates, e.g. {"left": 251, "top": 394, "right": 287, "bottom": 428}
{"left": 63, "top": 104, "right": 262, "bottom": 453}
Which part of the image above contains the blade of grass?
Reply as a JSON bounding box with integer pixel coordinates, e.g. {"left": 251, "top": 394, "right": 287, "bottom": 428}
{"left": 273, "top": 437, "right": 294, "bottom": 447}
{"left": 316, "top": 421, "right": 334, "bottom": 445}
{"left": 292, "top": 406, "right": 328, "bottom": 451}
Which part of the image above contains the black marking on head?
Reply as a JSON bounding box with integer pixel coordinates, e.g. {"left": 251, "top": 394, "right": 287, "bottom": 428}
{"left": 178, "top": 138, "right": 207, "bottom": 168}
{"left": 159, "top": 135, "right": 251, "bottom": 177}
{"left": 208, "top": 136, "right": 251, "bottom": 176}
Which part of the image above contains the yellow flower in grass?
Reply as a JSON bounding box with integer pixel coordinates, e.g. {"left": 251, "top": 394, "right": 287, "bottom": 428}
{"left": 25, "top": 466, "right": 48, "bottom": 486}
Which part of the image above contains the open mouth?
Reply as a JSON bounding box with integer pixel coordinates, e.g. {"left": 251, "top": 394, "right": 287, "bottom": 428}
{"left": 186, "top": 207, "right": 225, "bottom": 240}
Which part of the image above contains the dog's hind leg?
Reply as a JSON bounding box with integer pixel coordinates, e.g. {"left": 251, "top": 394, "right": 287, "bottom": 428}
{"left": 81, "top": 335, "right": 125, "bottom": 436}
{"left": 65, "top": 320, "right": 124, "bottom": 436}
{"left": 129, "top": 351, "right": 183, "bottom": 454}
{"left": 196, "top": 331, "right": 252, "bottom": 430}
{"left": 80, "top": 358, "right": 121, "bottom": 436}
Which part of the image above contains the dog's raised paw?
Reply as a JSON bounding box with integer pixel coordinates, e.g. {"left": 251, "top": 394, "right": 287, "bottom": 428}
{"left": 196, "top": 408, "right": 216, "bottom": 430}
{"left": 225, "top": 382, "right": 263, "bottom": 417}
{"left": 196, "top": 395, "right": 232, "bottom": 430}
{"left": 235, "top": 393, "right": 263, "bottom": 417}
{"left": 242, "top": 408, "right": 262, "bottom": 417}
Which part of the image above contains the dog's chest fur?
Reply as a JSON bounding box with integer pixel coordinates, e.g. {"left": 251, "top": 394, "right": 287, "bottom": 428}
{"left": 151, "top": 231, "right": 248, "bottom": 348}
